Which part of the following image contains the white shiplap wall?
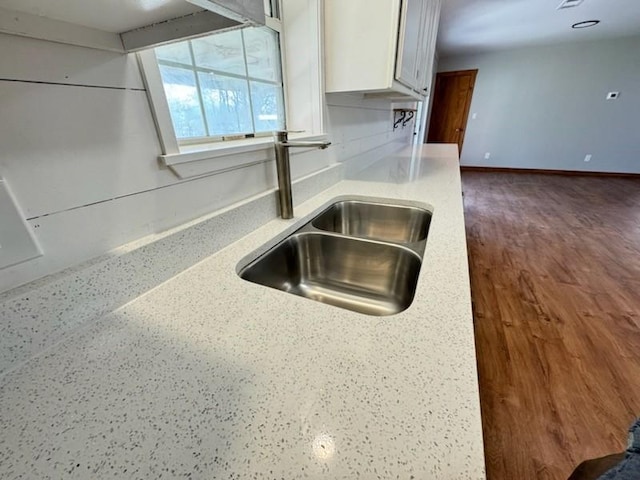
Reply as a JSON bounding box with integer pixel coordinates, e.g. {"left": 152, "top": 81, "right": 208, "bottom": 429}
{"left": 0, "top": 32, "right": 415, "bottom": 293}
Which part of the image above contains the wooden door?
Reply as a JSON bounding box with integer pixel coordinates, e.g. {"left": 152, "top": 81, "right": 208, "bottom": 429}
{"left": 427, "top": 69, "right": 477, "bottom": 153}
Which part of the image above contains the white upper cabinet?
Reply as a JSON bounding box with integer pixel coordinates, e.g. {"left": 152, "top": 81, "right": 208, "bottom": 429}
{"left": 324, "top": 0, "right": 442, "bottom": 100}
{"left": 417, "top": 0, "right": 443, "bottom": 96}
{"left": 395, "top": 0, "right": 425, "bottom": 91}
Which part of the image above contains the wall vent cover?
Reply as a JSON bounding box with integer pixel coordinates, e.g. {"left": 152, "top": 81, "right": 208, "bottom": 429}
{"left": 558, "top": 0, "right": 584, "bottom": 9}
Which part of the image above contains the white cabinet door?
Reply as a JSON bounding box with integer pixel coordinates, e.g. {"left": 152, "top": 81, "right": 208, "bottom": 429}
{"left": 325, "top": 0, "right": 403, "bottom": 94}
{"left": 325, "top": 0, "right": 433, "bottom": 100}
{"left": 395, "top": 0, "right": 424, "bottom": 90}
{"left": 415, "top": 0, "right": 434, "bottom": 94}
{"left": 419, "top": 0, "right": 442, "bottom": 96}
{"left": 416, "top": 0, "right": 442, "bottom": 95}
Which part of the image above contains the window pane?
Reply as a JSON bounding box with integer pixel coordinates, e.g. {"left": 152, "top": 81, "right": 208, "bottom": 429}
{"left": 155, "top": 42, "right": 192, "bottom": 66}
{"left": 199, "top": 72, "right": 253, "bottom": 135}
{"left": 243, "top": 27, "right": 281, "bottom": 82}
{"left": 154, "top": 25, "right": 285, "bottom": 143}
{"left": 159, "top": 65, "right": 206, "bottom": 139}
{"left": 250, "top": 81, "right": 285, "bottom": 132}
{"left": 192, "top": 30, "right": 245, "bottom": 76}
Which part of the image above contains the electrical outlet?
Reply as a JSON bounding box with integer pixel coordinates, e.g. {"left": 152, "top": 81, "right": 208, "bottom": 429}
{"left": 484, "top": 152, "right": 491, "bottom": 160}
{"left": 584, "top": 154, "right": 592, "bottom": 162}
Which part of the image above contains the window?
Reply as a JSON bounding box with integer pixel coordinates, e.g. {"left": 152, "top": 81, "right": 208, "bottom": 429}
{"left": 154, "top": 25, "right": 286, "bottom": 144}
{"left": 137, "top": 0, "right": 326, "bottom": 174}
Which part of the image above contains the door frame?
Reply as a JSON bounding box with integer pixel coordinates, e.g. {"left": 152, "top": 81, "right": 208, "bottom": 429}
{"left": 427, "top": 69, "right": 478, "bottom": 154}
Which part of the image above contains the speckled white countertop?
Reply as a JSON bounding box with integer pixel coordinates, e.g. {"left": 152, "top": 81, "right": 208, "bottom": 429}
{"left": 0, "top": 144, "right": 485, "bottom": 479}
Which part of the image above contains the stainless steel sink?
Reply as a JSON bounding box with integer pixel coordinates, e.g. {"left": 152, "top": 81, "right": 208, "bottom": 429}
{"left": 238, "top": 196, "right": 432, "bottom": 316}
{"left": 240, "top": 233, "right": 422, "bottom": 316}
{"left": 312, "top": 200, "right": 431, "bottom": 243}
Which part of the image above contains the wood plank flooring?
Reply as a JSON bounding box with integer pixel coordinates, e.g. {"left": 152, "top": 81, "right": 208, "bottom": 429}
{"left": 462, "top": 171, "right": 640, "bottom": 480}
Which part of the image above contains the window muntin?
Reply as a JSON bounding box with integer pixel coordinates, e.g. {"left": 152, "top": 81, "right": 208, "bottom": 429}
{"left": 155, "top": 25, "right": 285, "bottom": 143}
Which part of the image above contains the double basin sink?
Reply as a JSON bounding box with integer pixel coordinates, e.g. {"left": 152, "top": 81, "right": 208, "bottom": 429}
{"left": 237, "top": 196, "right": 433, "bottom": 316}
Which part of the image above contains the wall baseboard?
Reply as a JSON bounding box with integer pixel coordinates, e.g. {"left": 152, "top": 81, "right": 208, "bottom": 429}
{"left": 460, "top": 166, "right": 640, "bottom": 178}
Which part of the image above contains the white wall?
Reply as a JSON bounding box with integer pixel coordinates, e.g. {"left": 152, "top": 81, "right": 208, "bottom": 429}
{"left": 438, "top": 35, "right": 640, "bottom": 173}
{"left": 0, "top": 32, "right": 413, "bottom": 293}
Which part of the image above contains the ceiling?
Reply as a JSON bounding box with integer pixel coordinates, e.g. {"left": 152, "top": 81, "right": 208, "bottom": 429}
{"left": 437, "top": 0, "right": 640, "bottom": 56}
{"left": 3, "top": 0, "right": 640, "bottom": 50}
{"left": 0, "top": 0, "right": 203, "bottom": 33}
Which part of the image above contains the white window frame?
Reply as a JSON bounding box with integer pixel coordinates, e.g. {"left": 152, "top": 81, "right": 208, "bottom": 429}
{"left": 137, "top": 0, "right": 327, "bottom": 179}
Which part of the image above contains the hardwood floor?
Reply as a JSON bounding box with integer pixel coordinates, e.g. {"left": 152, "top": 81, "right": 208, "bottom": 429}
{"left": 462, "top": 171, "right": 640, "bottom": 480}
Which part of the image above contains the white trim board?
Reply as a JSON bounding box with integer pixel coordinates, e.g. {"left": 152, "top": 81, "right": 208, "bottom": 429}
{"left": 159, "top": 133, "right": 329, "bottom": 178}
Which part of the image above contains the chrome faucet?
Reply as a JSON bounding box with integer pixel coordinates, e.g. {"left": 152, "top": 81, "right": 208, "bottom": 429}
{"left": 274, "top": 131, "right": 331, "bottom": 219}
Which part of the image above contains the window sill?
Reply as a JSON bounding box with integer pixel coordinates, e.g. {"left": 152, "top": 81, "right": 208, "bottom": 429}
{"left": 159, "top": 133, "right": 329, "bottom": 179}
